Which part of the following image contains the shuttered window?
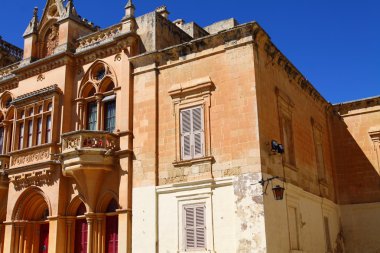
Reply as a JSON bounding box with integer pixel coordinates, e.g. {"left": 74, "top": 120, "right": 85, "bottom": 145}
{"left": 180, "top": 106, "right": 204, "bottom": 160}
{"left": 184, "top": 204, "right": 206, "bottom": 250}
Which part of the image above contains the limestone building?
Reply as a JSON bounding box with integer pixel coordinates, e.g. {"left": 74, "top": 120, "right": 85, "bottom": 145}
{"left": 0, "top": 0, "right": 379, "bottom": 252}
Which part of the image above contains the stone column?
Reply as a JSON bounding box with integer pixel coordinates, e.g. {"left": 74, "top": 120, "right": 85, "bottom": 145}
{"left": 77, "top": 99, "right": 85, "bottom": 131}
{"left": 95, "top": 94, "right": 104, "bottom": 131}
{"left": 65, "top": 217, "right": 75, "bottom": 253}
{"left": 86, "top": 214, "right": 96, "bottom": 253}
{"left": 94, "top": 214, "right": 105, "bottom": 253}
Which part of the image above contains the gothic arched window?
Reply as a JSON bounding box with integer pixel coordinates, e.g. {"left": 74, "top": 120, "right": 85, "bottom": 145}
{"left": 78, "top": 61, "right": 117, "bottom": 133}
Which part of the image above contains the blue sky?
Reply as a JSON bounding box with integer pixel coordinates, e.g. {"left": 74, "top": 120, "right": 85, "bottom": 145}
{"left": 1, "top": 0, "right": 379, "bottom": 103}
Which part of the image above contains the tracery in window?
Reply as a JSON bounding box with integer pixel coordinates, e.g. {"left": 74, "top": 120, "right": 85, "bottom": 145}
{"left": 77, "top": 61, "right": 118, "bottom": 133}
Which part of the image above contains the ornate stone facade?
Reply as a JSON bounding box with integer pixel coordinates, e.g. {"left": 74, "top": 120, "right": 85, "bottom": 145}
{"left": 0, "top": 1, "right": 378, "bottom": 253}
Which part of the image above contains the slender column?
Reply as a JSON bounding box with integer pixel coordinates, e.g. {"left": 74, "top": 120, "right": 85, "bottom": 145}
{"left": 65, "top": 218, "right": 75, "bottom": 253}
{"left": 86, "top": 214, "right": 95, "bottom": 253}
{"left": 96, "top": 215, "right": 105, "bottom": 253}
{"left": 77, "top": 100, "right": 84, "bottom": 131}
{"left": 95, "top": 94, "right": 103, "bottom": 131}
{"left": 13, "top": 225, "right": 19, "bottom": 253}
{"left": 2, "top": 121, "right": 10, "bottom": 154}
{"left": 18, "top": 224, "right": 24, "bottom": 253}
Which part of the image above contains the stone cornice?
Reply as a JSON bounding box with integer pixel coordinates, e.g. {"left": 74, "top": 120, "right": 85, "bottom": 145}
{"left": 11, "top": 84, "right": 62, "bottom": 106}
{"left": 262, "top": 38, "right": 330, "bottom": 111}
{"left": 13, "top": 52, "right": 74, "bottom": 81}
{"left": 333, "top": 95, "right": 380, "bottom": 115}
{"left": 74, "top": 31, "right": 138, "bottom": 66}
{"left": 129, "top": 21, "right": 261, "bottom": 67}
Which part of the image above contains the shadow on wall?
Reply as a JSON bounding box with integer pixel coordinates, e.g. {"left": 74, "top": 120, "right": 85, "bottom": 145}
{"left": 331, "top": 114, "right": 380, "bottom": 205}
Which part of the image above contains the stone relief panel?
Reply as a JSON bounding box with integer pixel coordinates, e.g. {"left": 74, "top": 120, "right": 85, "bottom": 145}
{"left": 43, "top": 25, "right": 59, "bottom": 57}
{"left": 11, "top": 148, "right": 50, "bottom": 167}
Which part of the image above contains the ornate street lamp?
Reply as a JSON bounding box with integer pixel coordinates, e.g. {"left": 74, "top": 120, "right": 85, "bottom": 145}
{"left": 258, "top": 176, "right": 285, "bottom": 200}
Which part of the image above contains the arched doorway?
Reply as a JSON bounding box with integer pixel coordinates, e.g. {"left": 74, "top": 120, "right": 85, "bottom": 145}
{"left": 11, "top": 187, "right": 51, "bottom": 253}
{"left": 105, "top": 199, "right": 118, "bottom": 253}
{"left": 74, "top": 203, "right": 88, "bottom": 253}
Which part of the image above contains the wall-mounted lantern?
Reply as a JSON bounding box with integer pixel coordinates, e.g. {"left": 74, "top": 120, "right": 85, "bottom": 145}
{"left": 258, "top": 176, "right": 285, "bottom": 201}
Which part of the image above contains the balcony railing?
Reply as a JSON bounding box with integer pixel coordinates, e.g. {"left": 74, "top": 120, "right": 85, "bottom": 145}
{"left": 62, "top": 130, "right": 119, "bottom": 153}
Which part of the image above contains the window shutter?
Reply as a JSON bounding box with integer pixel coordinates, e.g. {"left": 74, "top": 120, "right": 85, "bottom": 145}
{"left": 181, "top": 109, "right": 192, "bottom": 160}
{"left": 184, "top": 206, "right": 195, "bottom": 249}
{"left": 195, "top": 206, "right": 206, "bottom": 248}
{"left": 192, "top": 107, "right": 204, "bottom": 158}
{"left": 184, "top": 205, "right": 206, "bottom": 250}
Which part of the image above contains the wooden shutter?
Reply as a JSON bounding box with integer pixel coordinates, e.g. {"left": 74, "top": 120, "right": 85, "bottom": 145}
{"left": 180, "top": 106, "right": 204, "bottom": 160}
{"left": 192, "top": 107, "right": 204, "bottom": 158}
{"left": 181, "top": 109, "right": 192, "bottom": 160}
{"left": 184, "top": 204, "right": 206, "bottom": 250}
{"left": 195, "top": 206, "right": 206, "bottom": 248}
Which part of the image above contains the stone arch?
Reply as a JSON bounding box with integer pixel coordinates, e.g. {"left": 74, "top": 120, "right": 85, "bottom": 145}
{"left": 12, "top": 187, "right": 52, "bottom": 221}
{"left": 79, "top": 82, "right": 97, "bottom": 98}
{"left": 79, "top": 60, "right": 118, "bottom": 97}
{"left": 39, "top": 20, "right": 59, "bottom": 58}
{"left": 0, "top": 91, "right": 14, "bottom": 111}
{"left": 99, "top": 77, "right": 116, "bottom": 93}
{"left": 96, "top": 191, "right": 119, "bottom": 213}
{"left": 66, "top": 195, "right": 88, "bottom": 216}
{"left": 4, "top": 106, "right": 13, "bottom": 120}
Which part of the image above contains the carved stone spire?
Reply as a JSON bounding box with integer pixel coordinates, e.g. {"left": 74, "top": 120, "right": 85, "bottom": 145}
{"left": 60, "top": 0, "right": 80, "bottom": 20}
{"left": 121, "top": 0, "right": 137, "bottom": 32}
{"left": 23, "top": 7, "right": 39, "bottom": 37}
{"left": 123, "top": 0, "right": 135, "bottom": 21}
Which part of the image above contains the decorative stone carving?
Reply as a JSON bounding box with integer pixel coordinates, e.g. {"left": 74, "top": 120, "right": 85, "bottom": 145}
{"left": 77, "top": 24, "right": 122, "bottom": 53}
{"left": 37, "top": 74, "right": 45, "bottom": 82}
{"left": 9, "top": 169, "right": 55, "bottom": 191}
{"left": 44, "top": 25, "right": 59, "bottom": 57}
{"left": 11, "top": 148, "right": 50, "bottom": 167}
{"left": 62, "top": 131, "right": 119, "bottom": 152}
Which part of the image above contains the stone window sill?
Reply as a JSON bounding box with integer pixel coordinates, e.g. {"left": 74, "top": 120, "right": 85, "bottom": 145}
{"left": 173, "top": 156, "right": 214, "bottom": 167}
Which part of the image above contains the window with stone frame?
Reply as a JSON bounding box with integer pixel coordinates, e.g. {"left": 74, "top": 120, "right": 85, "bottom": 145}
{"left": 168, "top": 77, "right": 214, "bottom": 164}
{"left": 311, "top": 119, "right": 327, "bottom": 183}
{"left": 180, "top": 106, "right": 205, "bottom": 160}
{"left": 276, "top": 89, "right": 296, "bottom": 167}
{"left": 183, "top": 204, "right": 206, "bottom": 251}
{"left": 77, "top": 61, "right": 117, "bottom": 133}
{"left": 14, "top": 99, "right": 54, "bottom": 151}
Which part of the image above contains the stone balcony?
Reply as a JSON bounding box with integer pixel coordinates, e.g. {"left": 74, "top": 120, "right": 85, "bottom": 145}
{"left": 61, "top": 130, "right": 120, "bottom": 172}
{"left": 61, "top": 130, "right": 120, "bottom": 209}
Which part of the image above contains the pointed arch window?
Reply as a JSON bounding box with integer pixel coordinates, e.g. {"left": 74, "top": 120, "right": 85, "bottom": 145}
{"left": 75, "top": 202, "right": 88, "bottom": 253}
{"left": 105, "top": 199, "right": 119, "bottom": 253}
{"left": 78, "top": 62, "right": 117, "bottom": 133}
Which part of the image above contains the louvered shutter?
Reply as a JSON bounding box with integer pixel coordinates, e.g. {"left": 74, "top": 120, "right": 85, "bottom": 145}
{"left": 180, "top": 109, "right": 192, "bottom": 160}
{"left": 192, "top": 107, "right": 204, "bottom": 158}
{"left": 185, "top": 206, "right": 195, "bottom": 249}
{"left": 184, "top": 205, "right": 206, "bottom": 250}
{"left": 195, "top": 206, "right": 206, "bottom": 248}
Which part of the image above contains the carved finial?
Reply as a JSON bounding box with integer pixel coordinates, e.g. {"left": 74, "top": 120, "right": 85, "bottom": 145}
{"left": 61, "top": 0, "right": 79, "bottom": 20}
{"left": 33, "top": 7, "right": 38, "bottom": 17}
{"left": 123, "top": 0, "right": 135, "bottom": 19}
{"left": 23, "top": 7, "right": 39, "bottom": 37}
